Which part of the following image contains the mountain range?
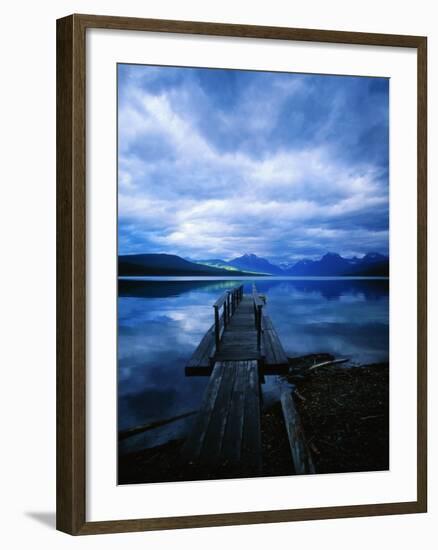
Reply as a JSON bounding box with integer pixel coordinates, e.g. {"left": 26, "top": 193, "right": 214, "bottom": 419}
{"left": 119, "top": 252, "right": 389, "bottom": 277}
{"left": 200, "top": 252, "right": 389, "bottom": 276}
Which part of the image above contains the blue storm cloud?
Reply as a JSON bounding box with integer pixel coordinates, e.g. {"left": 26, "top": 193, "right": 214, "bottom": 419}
{"left": 118, "top": 64, "right": 389, "bottom": 262}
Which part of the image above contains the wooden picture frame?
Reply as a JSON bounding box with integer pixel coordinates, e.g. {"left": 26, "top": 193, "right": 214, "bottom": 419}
{"left": 56, "top": 13, "right": 427, "bottom": 535}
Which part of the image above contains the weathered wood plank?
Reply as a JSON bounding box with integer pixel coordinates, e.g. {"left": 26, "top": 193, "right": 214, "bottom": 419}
{"left": 280, "top": 389, "right": 315, "bottom": 475}
{"left": 262, "top": 315, "right": 274, "bottom": 331}
{"left": 308, "top": 358, "right": 349, "bottom": 371}
{"left": 241, "top": 362, "right": 262, "bottom": 473}
{"left": 262, "top": 315, "right": 288, "bottom": 366}
{"left": 181, "top": 362, "right": 225, "bottom": 461}
{"left": 227, "top": 315, "right": 254, "bottom": 327}
{"left": 214, "top": 299, "right": 260, "bottom": 361}
{"left": 220, "top": 363, "right": 249, "bottom": 467}
{"left": 186, "top": 323, "right": 216, "bottom": 368}
{"left": 215, "top": 354, "right": 259, "bottom": 362}
{"left": 198, "top": 362, "right": 237, "bottom": 468}
{"left": 183, "top": 360, "right": 262, "bottom": 476}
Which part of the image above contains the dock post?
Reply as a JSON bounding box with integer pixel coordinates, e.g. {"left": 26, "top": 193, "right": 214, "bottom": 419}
{"left": 214, "top": 305, "right": 220, "bottom": 350}
{"left": 256, "top": 305, "right": 262, "bottom": 349}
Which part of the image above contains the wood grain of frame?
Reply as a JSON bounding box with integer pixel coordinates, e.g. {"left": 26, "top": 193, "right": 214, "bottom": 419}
{"left": 56, "top": 13, "right": 427, "bottom": 535}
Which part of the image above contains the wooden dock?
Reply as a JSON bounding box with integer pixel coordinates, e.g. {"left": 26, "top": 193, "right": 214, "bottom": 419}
{"left": 186, "top": 284, "right": 288, "bottom": 373}
{"left": 182, "top": 285, "right": 314, "bottom": 477}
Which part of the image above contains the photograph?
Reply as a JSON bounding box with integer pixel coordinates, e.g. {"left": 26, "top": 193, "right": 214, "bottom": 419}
{"left": 116, "top": 63, "right": 390, "bottom": 485}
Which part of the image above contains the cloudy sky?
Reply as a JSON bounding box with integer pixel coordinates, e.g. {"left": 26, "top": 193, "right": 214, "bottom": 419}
{"left": 118, "top": 64, "right": 389, "bottom": 263}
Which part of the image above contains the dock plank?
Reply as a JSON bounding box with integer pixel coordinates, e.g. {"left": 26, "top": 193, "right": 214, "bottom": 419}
{"left": 262, "top": 315, "right": 288, "bottom": 366}
{"left": 186, "top": 323, "right": 216, "bottom": 368}
{"left": 199, "top": 363, "right": 237, "bottom": 468}
{"left": 221, "top": 364, "right": 249, "bottom": 466}
{"left": 281, "top": 389, "right": 315, "bottom": 475}
{"left": 181, "top": 362, "right": 225, "bottom": 462}
{"left": 183, "top": 360, "right": 262, "bottom": 476}
{"left": 241, "top": 362, "right": 262, "bottom": 473}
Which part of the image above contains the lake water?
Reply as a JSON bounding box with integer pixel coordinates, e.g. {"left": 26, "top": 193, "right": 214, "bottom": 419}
{"left": 118, "top": 277, "right": 389, "bottom": 453}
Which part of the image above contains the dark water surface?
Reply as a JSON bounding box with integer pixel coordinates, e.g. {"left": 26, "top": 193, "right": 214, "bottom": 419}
{"left": 118, "top": 277, "right": 389, "bottom": 453}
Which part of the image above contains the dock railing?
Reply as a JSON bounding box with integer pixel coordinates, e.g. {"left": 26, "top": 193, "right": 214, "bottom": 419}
{"left": 213, "top": 284, "right": 244, "bottom": 351}
{"left": 252, "top": 284, "right": 264, "bottom": 350}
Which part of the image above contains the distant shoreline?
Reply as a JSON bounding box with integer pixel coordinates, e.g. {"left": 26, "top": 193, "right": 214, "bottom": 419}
{"left": 118, "top": 252, "right": 389, "bottom": 278}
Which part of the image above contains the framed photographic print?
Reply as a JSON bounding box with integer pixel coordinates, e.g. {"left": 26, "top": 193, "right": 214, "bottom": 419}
{"left": 56, "top": 14, "right": 427, "bottom": 535}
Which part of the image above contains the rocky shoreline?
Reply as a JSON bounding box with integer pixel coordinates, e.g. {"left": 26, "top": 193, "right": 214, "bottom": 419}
{"left": 284, "top": 354, "right": 389, "bottom": 474}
